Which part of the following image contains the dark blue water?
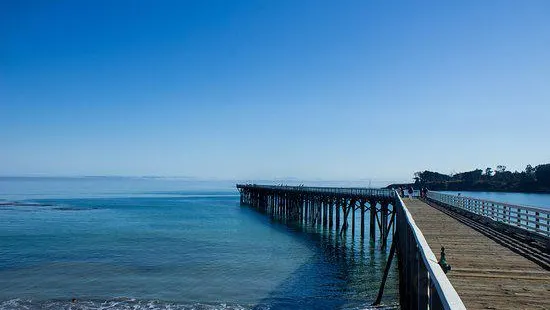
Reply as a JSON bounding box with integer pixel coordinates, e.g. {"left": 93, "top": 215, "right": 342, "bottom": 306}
{"left": 0, "top": 178, "right": 398, "bottom": 309}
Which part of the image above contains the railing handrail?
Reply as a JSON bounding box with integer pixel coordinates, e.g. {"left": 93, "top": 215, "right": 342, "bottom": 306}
{"left": 236, "top": 184, "right": 395, "bottom": 197}
{"left": 433, "top": 191, "right": 549, "bottom": 213}
{"left": 395, "top": 191, "right": 466, "bottom": 309}
{"left": 428, "top": 191, "right": 550, "bottom": 238}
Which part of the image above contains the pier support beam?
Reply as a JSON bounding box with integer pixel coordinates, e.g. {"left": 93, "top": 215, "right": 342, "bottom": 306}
{"left": 323, "top": 201, "right": 328, "bottom": 228}
{"left": 340, "top": 199, "right": 356, "bottom": 235}
{"left": 336, "top": 199, "right": 341, "bottom": 230}
{"left": 360, "top": 200, "right": 366, "bottom": 238}
{"left": 369, "top": 200, "right": 377, "bottom": 240}
{"left": 328, "top": 199, "right": 333, "bottom": 229}
{"left": 373, "top": 236, "right": 397, "bottom": 306}
{"left": 352, "top": 202, "right": 356, "bottom": 236}
{"left": 381, "top": 201, "right": 389, "bottom": 247}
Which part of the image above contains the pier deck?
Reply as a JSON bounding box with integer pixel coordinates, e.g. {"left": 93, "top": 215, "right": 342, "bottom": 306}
{"left": 405, "top": 198, "right": 550, "bottom": 309}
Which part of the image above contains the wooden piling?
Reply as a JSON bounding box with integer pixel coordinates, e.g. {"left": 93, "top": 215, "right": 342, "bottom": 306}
{"left": 360, "top": 200, "right": 366, "bottom": 238}
{"left": 329, "top": 199, "right": 334, "bottom": 228}
{"left": 370, "top": 200, "right": 377, "bottom": 239}
{"left": 352, "top": 203, "right": 356, "bottom": 236}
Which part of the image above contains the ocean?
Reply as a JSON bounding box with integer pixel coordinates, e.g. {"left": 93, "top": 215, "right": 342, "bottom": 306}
{"left": 0, "top": 178, "right": 398, "bottom": 310}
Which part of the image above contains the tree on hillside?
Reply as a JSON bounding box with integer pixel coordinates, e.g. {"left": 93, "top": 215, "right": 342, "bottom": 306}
{"left": 535, "top": 164, "right": 550, "bottom": 186}
{"left": 496, "top": 165, "right": 507, "bottom": 173}
{"left": 525, "top": 164, "right": 535, "bottom": 175}
{"left": 453, "top": 169, "right": 483, "bottom": 183}
{"left": 521, "top": 164, "right": 536, "bottom": 182}
{"left": 404, "top": 163, "right": 550, "bottom": 192}
{"left": 414, "top": 170, "right": 451, "bottom": 184}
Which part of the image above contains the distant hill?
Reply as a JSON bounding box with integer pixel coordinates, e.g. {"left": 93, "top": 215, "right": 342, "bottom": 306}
{"left": 386, "top": 163, "right": 550, "bottom": 193}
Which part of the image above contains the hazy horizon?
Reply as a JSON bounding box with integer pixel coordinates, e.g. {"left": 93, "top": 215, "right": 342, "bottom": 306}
{"left": 0, "top": 175, "right": 409, "bottom": 188}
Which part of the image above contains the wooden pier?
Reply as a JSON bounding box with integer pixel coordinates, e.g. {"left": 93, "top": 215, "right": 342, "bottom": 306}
{"left": 237, "top": 184, "right": 550, "bottom": 309}
{"left": 237, "top": 185, "right": 396, "bottom": 244}
{"left": 237, "top": 184, "right": 465, "bottom": 309}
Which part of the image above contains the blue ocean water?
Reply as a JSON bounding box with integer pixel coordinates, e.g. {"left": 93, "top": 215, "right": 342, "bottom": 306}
{"left": 0, "top": 178, "right": 398, "bottom": 310}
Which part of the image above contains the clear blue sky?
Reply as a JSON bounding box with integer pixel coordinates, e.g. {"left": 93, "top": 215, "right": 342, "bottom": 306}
{"left": 1, "top": 1, "right": 549, "bottom": 182}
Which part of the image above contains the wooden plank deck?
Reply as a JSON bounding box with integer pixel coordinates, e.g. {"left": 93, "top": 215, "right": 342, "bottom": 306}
{"left": 404, "top": 198, "right": 550, "bottom": 310}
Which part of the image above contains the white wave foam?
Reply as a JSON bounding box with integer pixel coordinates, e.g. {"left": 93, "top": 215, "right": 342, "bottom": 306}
{"left": 0, "top": 299, "right": 398, "bottom": 310}
{"left": 0, "top": 299, "right": 254, "bottom": 310}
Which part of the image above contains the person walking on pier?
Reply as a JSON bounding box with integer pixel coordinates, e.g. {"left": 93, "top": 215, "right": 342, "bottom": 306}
{"left": 407, "top": 186, "right": 413, "bottom": 199}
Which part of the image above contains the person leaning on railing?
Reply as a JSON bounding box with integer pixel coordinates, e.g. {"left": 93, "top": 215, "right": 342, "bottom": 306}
{"left": 420, "top": 187, "right": 428, "bottom": 199}
{"left": 398, "top": 186, "right": 405, "bottom": 197}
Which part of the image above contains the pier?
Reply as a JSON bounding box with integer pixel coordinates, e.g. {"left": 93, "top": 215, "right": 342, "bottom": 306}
{"left": 237, "top": 184, "right": 550, "bottom": 309}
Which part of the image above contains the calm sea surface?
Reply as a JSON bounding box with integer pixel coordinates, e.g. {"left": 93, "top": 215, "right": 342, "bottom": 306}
{"left": 0, "top": 178, "right": 398, "bottom": 310}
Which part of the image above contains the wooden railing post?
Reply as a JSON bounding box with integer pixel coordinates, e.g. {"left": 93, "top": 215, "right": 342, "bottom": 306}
{"left": 417, "top": 250, "right": 429, "bottom": 308}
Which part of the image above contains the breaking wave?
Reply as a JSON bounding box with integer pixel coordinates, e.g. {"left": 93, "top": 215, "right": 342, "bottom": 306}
{"left": 0, "top": 298, "right": 398, "bottom": 310}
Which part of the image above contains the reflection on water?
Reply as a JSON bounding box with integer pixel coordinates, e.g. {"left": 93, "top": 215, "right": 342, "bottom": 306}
{"left": 246, "top": 204, "right": 399, "bottom": 309}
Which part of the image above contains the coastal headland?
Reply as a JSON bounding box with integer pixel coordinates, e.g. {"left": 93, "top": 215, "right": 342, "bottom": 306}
{"left": 387, "top": 163, "right": 550, "bottom": 193}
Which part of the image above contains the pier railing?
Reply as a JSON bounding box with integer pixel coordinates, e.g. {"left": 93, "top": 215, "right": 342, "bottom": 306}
{"left": 427, "top": 191, "right": 550, "bottom": 238}
{"left": 236, "top": 184, "right": 395, "bottom": 198}
{"left": 395, "top": 192, "right": 466, "bottom": 310}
